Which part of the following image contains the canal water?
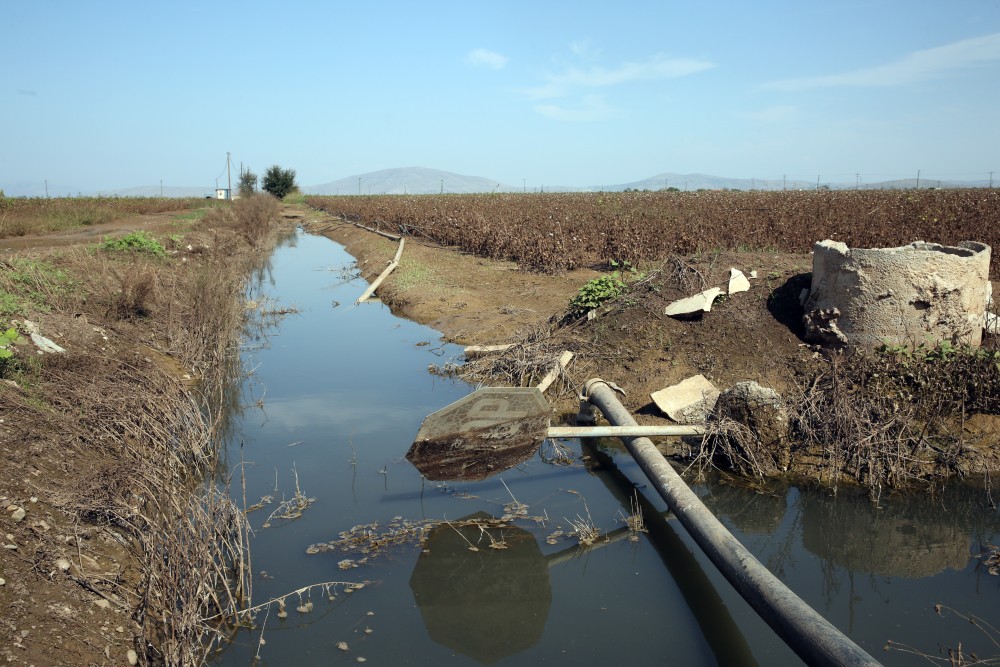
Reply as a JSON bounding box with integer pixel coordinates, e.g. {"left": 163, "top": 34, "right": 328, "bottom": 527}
{"left": 214, "top": 229, "right": 1000, "bottom": 666}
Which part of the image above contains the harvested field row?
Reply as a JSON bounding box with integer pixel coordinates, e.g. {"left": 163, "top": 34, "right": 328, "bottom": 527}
{"left": 307, "top": 190, "right": 1000, "bottom": 275}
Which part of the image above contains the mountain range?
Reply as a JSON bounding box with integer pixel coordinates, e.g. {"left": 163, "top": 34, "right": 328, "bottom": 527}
{"left": 1, "top": 167, "right": 988, "bottom": 198}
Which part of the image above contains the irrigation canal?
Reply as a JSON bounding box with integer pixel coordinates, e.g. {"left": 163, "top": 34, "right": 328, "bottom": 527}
{"left": 213, "top": 228, "right": 1000, "bottom": 666}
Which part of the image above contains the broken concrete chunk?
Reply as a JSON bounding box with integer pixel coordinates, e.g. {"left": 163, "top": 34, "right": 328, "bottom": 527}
{"left": 650, "top": 375, "right": 720, "bottom": 424}
{"left": 714, "top": 381, "right": 791, "bottom": 469}
{"left": 30, "top": 332, "right": 66, "bottom": 354}
{"left": 665, "top": 287, "right": 723, "bottom": 318}
{"left": 749, "top": 270, "right": 758, "bottom": 279}
{"left": 728, "top": 268, "right": 750, "bottom": 295}
{"left": 18, "top": 320, "right": 66, "bottom": 354}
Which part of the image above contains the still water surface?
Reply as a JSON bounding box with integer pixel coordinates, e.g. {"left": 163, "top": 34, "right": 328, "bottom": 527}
{"left": 214, "top": 230, "right": 1000, "bottom": 666}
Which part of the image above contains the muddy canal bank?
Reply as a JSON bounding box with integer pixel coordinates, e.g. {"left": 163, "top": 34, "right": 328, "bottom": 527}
{"left": 216, "top": 226, "right": 999, "bottom": 666}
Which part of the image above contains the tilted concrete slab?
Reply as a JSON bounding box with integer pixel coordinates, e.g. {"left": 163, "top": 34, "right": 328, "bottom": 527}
{"left": 651, "top": 374, "right": 721, "bottom": 424}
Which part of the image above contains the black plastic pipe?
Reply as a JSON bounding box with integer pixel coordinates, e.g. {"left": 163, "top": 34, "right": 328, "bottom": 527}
{"left": 583, "top": 379, "right": 881, "bottom": 667}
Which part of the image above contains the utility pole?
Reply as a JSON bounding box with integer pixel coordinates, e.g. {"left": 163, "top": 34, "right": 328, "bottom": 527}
{"left": 990, "top": 171, "right": 994, "bottom": 188}
{"left": 855, "top": 173, "right": 860, "bottom": 190}
{"left": 440, "top": 178, "right": 444, "bottom": 194}
{"left": 160, "top": 179, "right": 163, "bottom": 197}
{"left": 523, "top": 178, "right": 526, "bottom": 193}
{"left": 358, "top": 177, "right": 361, "bottom": 195}
{"left": 783, "top": 175, "right": 787, "bottom": 191}
{"left": 44, "top": 179, "right": 49, "bottom": 198}
{"left": 226, "top": 152, "right": 232, "bottom": 200}
{"left": 816, "top": 175, "right": 820, "bottom": 190}
{"left": 916, "top": 170, "right": 920, "bottom": 189}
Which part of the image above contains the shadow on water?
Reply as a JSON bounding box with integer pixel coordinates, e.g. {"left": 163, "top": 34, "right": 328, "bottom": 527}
{"left": 581, "top": 440, "right": 760, "bottom": 667}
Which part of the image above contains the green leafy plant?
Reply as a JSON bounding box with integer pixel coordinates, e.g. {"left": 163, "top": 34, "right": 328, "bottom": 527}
{"left": 100, "top": 231, "right": 166, "bottom": 258}
{"left": 0, "top": 327, "right": 25, "bottom": 376}
{"left": 569, "top": 274, "right": 626, "bottom": 316}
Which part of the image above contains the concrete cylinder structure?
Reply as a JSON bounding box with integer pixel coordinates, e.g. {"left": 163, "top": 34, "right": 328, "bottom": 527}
{"left": 803, "top": 239, "right": 992, "bottom": 349}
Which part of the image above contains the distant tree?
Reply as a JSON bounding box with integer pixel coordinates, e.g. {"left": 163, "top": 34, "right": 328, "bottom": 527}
{"left": 238, "top": 168, "right": 258, "bottom": 197}
{"left": 261, "top": 165, "right": 297, "bottom": 199}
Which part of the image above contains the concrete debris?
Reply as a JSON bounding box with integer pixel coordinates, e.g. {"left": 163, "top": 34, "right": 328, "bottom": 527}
{"left": 987, "top": 311, "right": 999, "bottom": 336}
{"left": 749, "top": 270, "right": 758, "bottom": 279}
{"left": 802, "top": 307, "right": 849, "bottom": 346}
{"left": 714, "top": 381, "right": 791, "bottom": 467}
{"left": 18, "top": 319, "right": 66, "bottom": 354}
{"left": 650, "top": 375, "right": 720, "bottom": 424}
{"left": 728, "top": 268, "right": 751, "bottom": 294}
{"left": 665, "top": 287, "right": 723, "bottom": 318}
{"left": 10, "top": 507, "right": 25, "bottom": 522}
{"left": 804, "top": 239, "right": 992, "bottom": 348}
{"left": 56, "top": 557, "right": 71, "bottom": 572}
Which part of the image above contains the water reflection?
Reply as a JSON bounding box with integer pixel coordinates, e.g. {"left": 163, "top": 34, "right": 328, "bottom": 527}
{"left": 582, "top": 441, "right": 761, "bottom": 666}
{"left": 801, "top": 487, "right": 979, "bottom": 578}
{"left": 700, "top": 481, "right": 788, "bottom": 535}
{"left": 409, "top": 512, "right": 551, "bottom": 664}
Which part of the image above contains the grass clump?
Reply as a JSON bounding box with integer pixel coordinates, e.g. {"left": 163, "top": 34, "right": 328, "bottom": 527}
{"left": 0, "top": 257, "right": 75, "bottom": 316}
{"left": 100, "top": 230, "right": 166, "bottom": 257}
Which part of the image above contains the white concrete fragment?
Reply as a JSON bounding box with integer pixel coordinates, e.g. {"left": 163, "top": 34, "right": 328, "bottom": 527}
{"left": 650, "top": 375, "right": 721, "bottom": 424}
{"left": 19, "top": 320, "right": 66, "bottom": 354}
{"left": 749, "top": 270, "right": 758, "bottom": 279}
{"left": 665, "top": 287, "right": 723, "bottom": 318}
{"left": 30, "top": 332, "right": 66, "bottom": 354}
{"left": 728, "top": 268, "right": 750, "bottom": 294}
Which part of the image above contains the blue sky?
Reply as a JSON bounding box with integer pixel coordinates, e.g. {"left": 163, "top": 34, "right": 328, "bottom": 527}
{"left": 3, "top": 0, "right": 999, "bottom": 192}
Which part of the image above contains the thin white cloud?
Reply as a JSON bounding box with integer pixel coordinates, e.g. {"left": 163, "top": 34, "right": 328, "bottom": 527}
{"left": 525, "top": 53, "right": 715, "bottom": 99}
{"left": 466, "top": 48, "right": 509, "bottom": 70}
{"left": 533, "top": 95, "right": 616, "bottom": 121}
{"left": 765, "top": 32, "right": 1000, "bottom": 91}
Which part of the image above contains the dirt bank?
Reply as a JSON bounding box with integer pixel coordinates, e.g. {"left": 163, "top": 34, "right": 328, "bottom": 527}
{"left": 305, "top": 207, "right": 1000, "bottom": 489}
{"left": 0, "top": 197, "right": 294, "bottom": 666}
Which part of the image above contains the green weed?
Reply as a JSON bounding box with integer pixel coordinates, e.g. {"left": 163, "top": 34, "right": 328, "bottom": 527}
{"left": 100, "top": 231, "right": 166, "bottom": 258}
{"left": 569, "top": 274, "right": 626, "bottom": 316}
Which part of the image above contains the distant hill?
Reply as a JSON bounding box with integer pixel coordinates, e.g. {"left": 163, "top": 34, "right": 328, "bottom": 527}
{"left": 3, "top": 169, "right": 988, "bottom": 199}
{"left": 604, "top": 172, "right": 816, "bottom": 192}
{"left": 305, "top": 167, "right": 515, "bottom": 195}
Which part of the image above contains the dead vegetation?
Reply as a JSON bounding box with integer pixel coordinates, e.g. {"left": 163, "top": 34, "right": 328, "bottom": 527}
{"left": 308, "top": 189, "right": 1000, "bottom": 275}
{"left": 0, "top": 195, "right": 212, "bottom": 239}
{"left": 0, "top": 194, "right": 287, "bottom": 666}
